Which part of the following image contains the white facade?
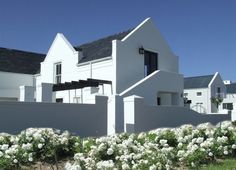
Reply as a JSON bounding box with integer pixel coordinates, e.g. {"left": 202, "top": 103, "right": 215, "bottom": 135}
{"left": 36, "top": 18, "right": 183, "bottom": 107}
{"left": 184, "top": 72, "right": 226, "bottom": 113}
{"left": 0, "top": 71, "right": 34, "bottom": 101}
{"left": 31, "top": 18, "right": 184, "bottom": 134}
{"left": 220, "top": 82, "right": 236, "bottom": 112}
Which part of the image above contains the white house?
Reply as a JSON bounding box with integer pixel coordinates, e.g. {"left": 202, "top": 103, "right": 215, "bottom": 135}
{"left": 35, "top": 17, "right": 183, "bottom": 106}
{"left": 31, "top": 18, "right": 183, "bottom": 134}
{"left": 0, "top": 18, "right": 231, "bottom": 136}
{"left": 0, "top": 47, "right": 45, "bottom": 101}
{"left": 184, "top": 72, "right": 226, "bottom": 113}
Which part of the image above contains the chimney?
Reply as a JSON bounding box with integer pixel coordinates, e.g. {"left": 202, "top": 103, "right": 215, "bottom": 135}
{"left": 77, "top": 48, "right": 84, "bottom": 62}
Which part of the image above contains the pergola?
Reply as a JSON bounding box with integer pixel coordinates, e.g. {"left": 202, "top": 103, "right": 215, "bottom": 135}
{"left": 52, "top": 78, "right": 112, "bottom": 103}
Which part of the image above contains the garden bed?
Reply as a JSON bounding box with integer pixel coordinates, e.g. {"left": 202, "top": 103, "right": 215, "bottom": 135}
{"left": 1, "top": 121, "right": 236, "bottom": 169}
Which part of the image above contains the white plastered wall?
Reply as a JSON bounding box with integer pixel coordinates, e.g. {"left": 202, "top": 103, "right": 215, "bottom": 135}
{"left": 184, "top": 88, "right": 209, "bottom": 113}
{"left": 0, "top": 71, "right": 34, "bottom": 101}
{"left": 38, "top": 34, "right": 114, "bottom": 103}
{"left": 113, "top": 18, "right": 179, "bottom": 94}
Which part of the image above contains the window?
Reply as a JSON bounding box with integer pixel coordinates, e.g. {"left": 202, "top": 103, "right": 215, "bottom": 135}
{"left": 223, "top": 103, "right": 233, "bottom": 110}
{"left": 73, "top": 97, "right": 81, "bottom": 103}
{"left": 217, "top": 87, "right": 221, "bottom": 98}
{"left": 54, "top": 63, "right": 61, "bottom": 84}
{"left": 144, "top": 51, "right": 158, "bottom": 76}
{"left": 184, "top": 93, "right": 188, "bottom": 97}
{"left": 197, "top": 92, "right": 202, "bottom": 96}
{"left": 56, "top": 98, "right": 63, "bottom": 103}
{"left": 157, "top": 97, "right": 161, "bottom": 105}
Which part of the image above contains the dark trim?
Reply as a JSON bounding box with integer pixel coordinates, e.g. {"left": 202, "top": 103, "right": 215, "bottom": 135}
{"left": 52, "top": 79, "right": 112, "bottom": 92}
{"left": 87, "top": 78, "right": 112, "bottom": 85}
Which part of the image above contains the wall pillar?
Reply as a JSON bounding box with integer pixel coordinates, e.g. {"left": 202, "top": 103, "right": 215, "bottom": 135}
{"left": 36, "top": 83, "right": 53, "bottom": 102}
{"left": 19, "top": 86, "right": 35, "bottom": 102}
{"left": 107, "top": 95, "right": 124, "bottom": 135}
{"left": 123, "top": 95, "right": 144, "bottom": 133}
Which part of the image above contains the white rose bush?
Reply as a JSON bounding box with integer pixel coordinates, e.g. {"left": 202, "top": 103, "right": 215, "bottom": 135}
{"left": 0, "top": 128, "right": 80, "bottom": 169}
{"left": 1, "top": 121, "right": 236, "bottom": 169}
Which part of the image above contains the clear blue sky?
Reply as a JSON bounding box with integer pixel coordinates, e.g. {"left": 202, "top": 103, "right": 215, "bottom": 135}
{"left": 0, "top": 0, "right": 235, "bottom": 81}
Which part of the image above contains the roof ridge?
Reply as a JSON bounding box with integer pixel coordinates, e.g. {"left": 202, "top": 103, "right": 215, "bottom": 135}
{"left": 184, "top": 74, "right": 214, "bottom": 79}
{"left": 0, "top": 47, "right": 45, "bottom": 56}
{"left": 74, "top": 29, "right": 133, "bottom": 49}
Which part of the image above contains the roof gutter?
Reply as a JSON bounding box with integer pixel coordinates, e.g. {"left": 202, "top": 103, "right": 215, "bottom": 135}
{"left": 76, "top": 56, "right": 112, "bottom": 67}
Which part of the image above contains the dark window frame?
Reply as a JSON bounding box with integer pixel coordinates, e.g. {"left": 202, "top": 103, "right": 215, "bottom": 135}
{"left": 144, "top": 50, "right": 158, "bottom": 76}
{"left": 54, "top": 63, "right": 62, "bottom": 84}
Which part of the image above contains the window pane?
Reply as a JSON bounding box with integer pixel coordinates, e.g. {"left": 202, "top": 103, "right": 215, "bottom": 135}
{"left": 197, "top": 92, "right": 202, "bottom": 96}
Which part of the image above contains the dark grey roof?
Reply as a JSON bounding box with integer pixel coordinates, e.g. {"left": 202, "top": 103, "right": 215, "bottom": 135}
{"left": 184, "top": 75, "right": 214, "bottom": 89}
{"left": 0, "top": 47, "right": 45, "bottom": 74}
{"left": 226, "top": 83, "right": 236, "bottom": 93}
{"left": 74, "top": 29, "right": 132, "bottom": 63}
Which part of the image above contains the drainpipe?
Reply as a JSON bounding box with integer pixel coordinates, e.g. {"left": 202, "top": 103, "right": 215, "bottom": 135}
{"left": 90, "top": 61, "right": 92, "bottom": 78}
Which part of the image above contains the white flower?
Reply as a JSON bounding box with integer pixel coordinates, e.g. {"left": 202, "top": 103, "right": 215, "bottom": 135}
{"left": 177, "top": 150, "right": 185, "bottom": 157}
{"left": 149, "top": 164, "right": 157, "bottom": 170}
{"left": 159, "top": 139, "right": 167, "bottom": 146}
{"left": 22, "top": 143, "right": 32, "bottom": 150}
{"left": 75, "top": 142, "right": 79, "bottom": 147}
{"left": 1, "top": 144, "right": 9, "bottom": 151}
{"left": 13, "top": 159, "right": 18, "bottom": 164}
{"left": 208, "top": 152, "right": 213, "bottom": 157}
{"left": 38, "top": 143, "right": 43, "bottom": 149}
{"left": 232, "top": 144, "right": 236, "bottom": 149}
{"left": 107, "top": 148, "right": 114, "bottom": 155}
{"left": 96, "top": 160, "right": 114, "bottom": 169}
{"left": 178, "top": 142, "right": 183, "bottom": 148}
{"left": 0, "top": 151, "right": 3, "bottom": 157}
{"left": 122, "top": 163, "right": 130, "bottom": 170}
{"left": 223, "top": 150, "right": 228, "bottom": 155}
{"left": 196, "top": 137, "right": 204, "bottom": 144}
{"left": 28, "top": 157, "right": 33, "bottom": 162}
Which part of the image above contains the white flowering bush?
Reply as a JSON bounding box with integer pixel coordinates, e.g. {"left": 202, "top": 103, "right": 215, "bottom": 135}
{"left": 1, "top": 121, "right": 236, "bottom": 169}
{"left": 66, "top": 121, "right": 236, "bottom": 170}
{"left": 0, "top": 128, "right": 80, "bottom": 169}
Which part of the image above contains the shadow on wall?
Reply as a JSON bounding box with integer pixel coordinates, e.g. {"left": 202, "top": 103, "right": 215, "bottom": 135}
{"left": 0, "top": 96, "right": 108, "bottom": 138}
{"left": 191, "top": 104, "right": 207, "bottom": 114}
{"left": 124, "top": 95, "right": 231, "bottom": 133}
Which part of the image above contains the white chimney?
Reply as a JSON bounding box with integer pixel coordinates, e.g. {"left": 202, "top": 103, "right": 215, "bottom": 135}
{"left": 77, "top": 48, "right": 83, "bottom": 62}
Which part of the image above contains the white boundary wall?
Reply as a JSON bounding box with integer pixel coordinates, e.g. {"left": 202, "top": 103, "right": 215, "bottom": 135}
{"left": 124, "top": 95, "right": 231, "bottom": 133}
{"left": 0, "top": 96, "right": 107, "bottom": 137}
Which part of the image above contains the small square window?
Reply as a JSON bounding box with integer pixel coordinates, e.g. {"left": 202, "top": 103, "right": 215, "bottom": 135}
{"left": 197, "top": 92, "right": 202, "bottom": 96}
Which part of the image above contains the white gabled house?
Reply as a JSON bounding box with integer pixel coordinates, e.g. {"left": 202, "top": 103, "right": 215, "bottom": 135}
{"left": 32, "top": 18, "right": 184, "bottom": 134}
{"left": 36, "top": 18, "right": 183, "bottom": 107}
{"left": 184, "top": 72, "right": 226, "bottom": 113}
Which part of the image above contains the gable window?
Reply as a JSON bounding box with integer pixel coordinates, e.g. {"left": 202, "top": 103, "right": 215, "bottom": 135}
{"left": 54, "top": 63, "right": 61, "bottom": 84}
{"left": 196, "top": 92, "right": 202, "bottom": 96}
{"left": 144, "top": 50, "right": 158, "bottom": 76}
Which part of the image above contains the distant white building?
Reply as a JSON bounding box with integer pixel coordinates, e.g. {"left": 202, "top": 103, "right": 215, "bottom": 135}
{"left": 0, "top": 48, "right": 45, "bottom": 101}
{"left": 220, "top": 82, "right": 236, "bottom": 112}
{"left": 184, "top": 72, "right": 226, "bottom": 113}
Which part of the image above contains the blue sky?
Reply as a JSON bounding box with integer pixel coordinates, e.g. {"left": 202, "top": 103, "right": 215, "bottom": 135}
{"left": 0, "top": 0, "right": 235, "bottom": 81}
